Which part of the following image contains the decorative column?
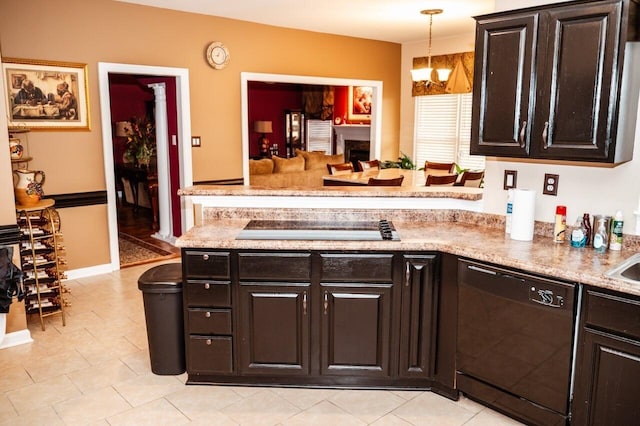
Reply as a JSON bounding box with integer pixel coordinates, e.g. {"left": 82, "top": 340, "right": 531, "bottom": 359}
{"left": 147, "top": 83, "right": 172, "bottom": 242}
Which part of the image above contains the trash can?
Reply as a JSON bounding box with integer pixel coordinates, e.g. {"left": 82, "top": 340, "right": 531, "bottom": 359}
{"left": 138, "top": 262, "right": 185, "bottom": 375}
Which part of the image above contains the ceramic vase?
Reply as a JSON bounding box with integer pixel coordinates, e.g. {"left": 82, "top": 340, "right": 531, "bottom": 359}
{"left": 9, "top": 139, "right": 23, "bottom": 160}
{"left": 13, "top": 169, "right": 45, "bottom": 207}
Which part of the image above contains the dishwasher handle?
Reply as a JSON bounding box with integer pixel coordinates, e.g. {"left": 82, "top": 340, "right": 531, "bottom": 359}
{"left": 467, "top": 264, "right": 526, "bottom": 283}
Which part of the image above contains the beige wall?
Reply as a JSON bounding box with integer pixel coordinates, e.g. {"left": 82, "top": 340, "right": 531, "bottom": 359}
{"left": 0, "top": 53, "right": 15, "bottom": 225}
{"left": 402, "top": 0, "right": 640, "bottom": 235}
{"left": 0, "top": 0, "right": 401, "bottom": 269}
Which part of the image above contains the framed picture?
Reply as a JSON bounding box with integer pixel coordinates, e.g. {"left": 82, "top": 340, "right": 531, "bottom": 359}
{"left": 348, "top": 86, "right": 373, "bottom": 123}
{"left": 2, "top": 57, "right": 90, "bottom": 130}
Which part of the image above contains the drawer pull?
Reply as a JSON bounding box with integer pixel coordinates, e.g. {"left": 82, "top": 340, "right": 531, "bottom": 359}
{"left": 206, "top": 339, "right": 212, "bottom": 345}
{"left": 203, "top": 254, "right": 209, "bottom": 260}
{"left": 303, "top": 291, "right": 308, "bottom": 316}
{"left": 204, "top": 283, "right": 210, "bottom": 290}
{"left": 323, "top": 291, "right": 329, "bottom": 315}
{"left": 205, "top": 311, "right": 211, "bottom": 318}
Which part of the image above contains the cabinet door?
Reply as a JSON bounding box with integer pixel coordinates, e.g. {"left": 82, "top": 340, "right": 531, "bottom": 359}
{"left": 399, "top": 255, "right": 437, "bottom": 379}
{"left": 572, "top": 329, "right": 640, "bottom": 425}
{"left": 471, "top": 13, "right": 537, "bottom": 157}
{"left": 238, "top": 284, "right": 311, "bottom": 375}
{"left": 320, "top": 284, "right": 392, "bottom": 377}
{"left": 531, "top": 1, "right": 624, "bottom": 161}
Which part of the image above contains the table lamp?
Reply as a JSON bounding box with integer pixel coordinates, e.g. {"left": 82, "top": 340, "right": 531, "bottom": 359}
{"left": 254, "top": 120, "right": 273, "bottom": 156}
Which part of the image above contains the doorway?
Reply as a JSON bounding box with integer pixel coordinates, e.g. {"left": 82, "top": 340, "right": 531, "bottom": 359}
{"left": 98, "top": 63, "right": 194, "bottom": 271}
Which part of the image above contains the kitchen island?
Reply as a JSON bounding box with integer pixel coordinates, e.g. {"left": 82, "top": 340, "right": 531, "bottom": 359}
{"left": 176, "top": 186, "right": 640, "bottom": 425}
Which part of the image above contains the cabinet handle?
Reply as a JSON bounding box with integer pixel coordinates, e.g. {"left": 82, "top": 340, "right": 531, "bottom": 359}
{"left": 542, "top": 121, "right": 549, "bottom": 149}
{"left": 323, "top": 291, "right": 328, "bottom": 315}
{"left": 206, "top": 339, "right": 212, "bottom": 346}
{"left": 302, "top": 291, "right": 307, "bottom": 316}
{"left": 405, "top": 262, "right": 411, "bottom": 287}
{"left": 205, "top": 311, "right": 211, "bottom": 318}
{"left": 203, "top": 254, "right": 209, "bottom": 260}
{"left": 519, "top": 121, "right": 527, "bottom": 148}
{"left": 204, "top": 283, "right": 210, "bottom": 290}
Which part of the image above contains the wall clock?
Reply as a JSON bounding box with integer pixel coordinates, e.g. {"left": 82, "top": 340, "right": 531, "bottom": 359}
{"left": 206, "top": 41, "right": 230, "bottom": 70}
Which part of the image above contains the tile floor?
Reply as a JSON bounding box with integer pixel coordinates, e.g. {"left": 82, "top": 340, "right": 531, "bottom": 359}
{"left": 0, "top": 260, "right": 523, "bottom": 425}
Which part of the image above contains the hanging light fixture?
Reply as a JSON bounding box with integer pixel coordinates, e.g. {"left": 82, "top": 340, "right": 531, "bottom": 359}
{"left": 411, "top": 9, "right": 451, "bottom": 86}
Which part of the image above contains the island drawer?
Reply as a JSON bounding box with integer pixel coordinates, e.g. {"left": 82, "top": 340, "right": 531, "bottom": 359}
{"left": 185, "top": 280, "right": 231, "bottom": 307}
{"left": 320, "top": 253, "right": 394, "bottom": 282}
{"left": 188, "top": 308, "right": 232, "bottom": 335}
{"left": 183, "top": 250, "right": 230, "bottom": 279}
{"left": 187, "top": 335, "right": 233, "bottom": 374}
{"left": 238, "top": 252, "right": 311, "bottom": 281}
{"left": 584, "top": 289, "right": 640, "bottom": 339}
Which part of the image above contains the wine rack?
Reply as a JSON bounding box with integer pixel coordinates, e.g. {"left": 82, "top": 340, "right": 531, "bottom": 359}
{"left": 16, "top": 199, "right": 67, "bottom": 330}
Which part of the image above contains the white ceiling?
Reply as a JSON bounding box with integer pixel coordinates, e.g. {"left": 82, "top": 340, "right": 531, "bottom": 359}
{"left": 116, "top": 0, "right": 496, "bottom": 43}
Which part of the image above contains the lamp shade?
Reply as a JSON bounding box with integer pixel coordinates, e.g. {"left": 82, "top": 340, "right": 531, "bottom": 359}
{"left": 436, "top": 68, "right": 452, "bottom": 82}
{"left": 411, "top": 68, "right": 433, "bottom": 82}
{"left": 115, "top": 121, "right": 131, "bottom": 137}
{"left": 254, "top": 120, "right": 273, "bottom": 133}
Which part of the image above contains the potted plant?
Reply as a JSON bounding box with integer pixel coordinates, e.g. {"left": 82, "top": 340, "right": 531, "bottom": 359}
{"left": 381, "top": 152, "right": 416, "bottom": 170}
{"left": 123, "top": 116, "right": 156, "bottom": 168}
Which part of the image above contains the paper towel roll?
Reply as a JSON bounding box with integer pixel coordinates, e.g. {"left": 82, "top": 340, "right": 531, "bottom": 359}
{"left": 510, "top": 189, "right": 536, "bottom": 241}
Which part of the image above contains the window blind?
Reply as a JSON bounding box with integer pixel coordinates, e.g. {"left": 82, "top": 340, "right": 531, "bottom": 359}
{"left": 414, "top": 93, "right": 485, "bottom": 171}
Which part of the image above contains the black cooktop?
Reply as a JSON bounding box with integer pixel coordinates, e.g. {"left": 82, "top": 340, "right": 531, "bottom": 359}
{"left": 236, "top": 219, "right": 399, "bottom": 241}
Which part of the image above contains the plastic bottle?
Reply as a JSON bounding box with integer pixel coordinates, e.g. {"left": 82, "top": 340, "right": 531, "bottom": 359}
{"left": 570, "top": 216, "right": 587, "bottom": 248}
{"left": 554, "top": 205, "right": 567, "bottom": 243}
{"left": 593, "top": 219, "right": 608, "bottom": 253}
{"left": 582, "top": 213, "right": 592, "bottom": 246}
{"left": 505, "top": 189, "right": 514, "bottom": 234}
{"left": 609, "top": 210, "right": 624, "bottom": 250}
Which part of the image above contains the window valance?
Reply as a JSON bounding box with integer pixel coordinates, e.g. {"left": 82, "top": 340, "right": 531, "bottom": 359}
{"left": 412, "top": 51, "right": 475, "bottom": 96}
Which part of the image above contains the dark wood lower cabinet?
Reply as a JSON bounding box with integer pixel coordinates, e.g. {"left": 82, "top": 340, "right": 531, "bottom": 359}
{"left": 320, "top": 284, "right": 392, "bottom": 377}
{"left": 238, "top": 284, "right": 310, "bottom": 375}
{"left": 572, "top": 288, "right": 640, "bottom": 425}
{"left": 399, "top": 254, "right": 437, "bottom": 379}
{"left": 182, "top": 249, "right": 454, "bottom": 394}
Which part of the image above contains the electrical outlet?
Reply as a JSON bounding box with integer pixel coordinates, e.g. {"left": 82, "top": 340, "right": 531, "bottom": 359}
{"left": 543, "top": 173, "right": 559, "bottom": 196}
{"left": 191, "top": 136, "right": 201, "bottom": 147}
{"left": 504, "top": 170, "right": 517, "bottom": 190}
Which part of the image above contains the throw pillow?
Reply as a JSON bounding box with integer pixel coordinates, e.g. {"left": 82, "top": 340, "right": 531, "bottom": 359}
{"left": 326, "top": 153, "right": 345, "bottom": 165}
{"left": 272, "top": 155, "right": 305, "bottom": 173}
{"left": 249, "top": 158, "right": 274, "bottom": 175}
{"left": 296, "top": 149, "right": 327, "bottom": 171}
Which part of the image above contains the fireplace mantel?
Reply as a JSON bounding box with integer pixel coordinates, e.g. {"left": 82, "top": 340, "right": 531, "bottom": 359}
{"left": 333, "top": 124, "right": 370, "bottom": 154}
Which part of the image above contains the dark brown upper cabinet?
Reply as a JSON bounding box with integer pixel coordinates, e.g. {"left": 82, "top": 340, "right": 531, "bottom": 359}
{"left": 471, "top": 0, "right": 640, "bottom": 163}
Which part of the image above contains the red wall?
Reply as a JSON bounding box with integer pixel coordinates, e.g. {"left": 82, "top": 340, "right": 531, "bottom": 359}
{"left": 248, "top": 82, "right": 303, "bottom": 158}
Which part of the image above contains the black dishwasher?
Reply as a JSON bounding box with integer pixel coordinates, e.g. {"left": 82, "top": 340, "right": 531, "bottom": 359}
{"left": 457, "top": 259, "right": 577, "bottom": 426}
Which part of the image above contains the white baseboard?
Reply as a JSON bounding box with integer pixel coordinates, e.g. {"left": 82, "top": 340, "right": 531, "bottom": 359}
{"left": 65, "top": 263, "right": 114, "bottom": 280}
{"left": 0, "top": 329, "right": 33, "bottom": 349}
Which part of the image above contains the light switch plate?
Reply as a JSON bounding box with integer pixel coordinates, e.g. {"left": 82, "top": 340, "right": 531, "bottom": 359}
{"left": 543, "top": 173, "right": 559, "bottom": 196}
{"left": 504, "top": 170, "right": 517, "bottom": 190}
{"left": 191, "top": 136, "right": 201, "bottom": 147}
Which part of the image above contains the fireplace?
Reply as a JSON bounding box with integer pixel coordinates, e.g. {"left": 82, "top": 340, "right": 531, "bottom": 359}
{"left": 344, "top": 140, "right": 370, "bottom": 170}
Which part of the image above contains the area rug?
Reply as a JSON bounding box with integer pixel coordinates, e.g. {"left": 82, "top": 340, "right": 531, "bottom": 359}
{"left": 118, "top": 233, "right": 178, "bottom": 268}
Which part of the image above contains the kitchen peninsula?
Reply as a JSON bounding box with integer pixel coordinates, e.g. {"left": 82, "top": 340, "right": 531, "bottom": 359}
{"left": 176, "top": 185, "right": 640, "bottom": 425}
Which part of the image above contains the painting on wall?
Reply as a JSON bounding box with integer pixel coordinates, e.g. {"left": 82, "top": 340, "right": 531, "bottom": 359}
{"left": 2, "top": 58, "right": 90, "bottom": 130}
{"left": 348, "top": 86, "right": 373, "bottom": 123}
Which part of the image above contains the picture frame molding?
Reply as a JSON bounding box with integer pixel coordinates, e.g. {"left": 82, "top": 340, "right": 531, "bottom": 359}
{"left": 347, "top": 85, "right": 372, "bottom": 124}
{"left": 2, "top": 57, "right": 90, "bottom": 130}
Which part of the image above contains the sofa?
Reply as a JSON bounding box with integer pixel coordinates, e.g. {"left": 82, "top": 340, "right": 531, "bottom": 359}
{"left": 249, "top": 150, "right": 345, "bottom": 188}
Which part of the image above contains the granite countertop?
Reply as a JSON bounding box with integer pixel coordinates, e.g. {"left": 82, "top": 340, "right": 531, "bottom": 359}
{"left": 177, "top": 218, "right": 640, "bottom": 298}
{"left": 178, "top": 184, "right": 483, "bottom": 200}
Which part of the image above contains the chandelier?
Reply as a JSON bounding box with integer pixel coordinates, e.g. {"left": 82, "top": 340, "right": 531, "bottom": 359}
{"left": 411, "top": 9, "right": 451, "bottom": 86}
